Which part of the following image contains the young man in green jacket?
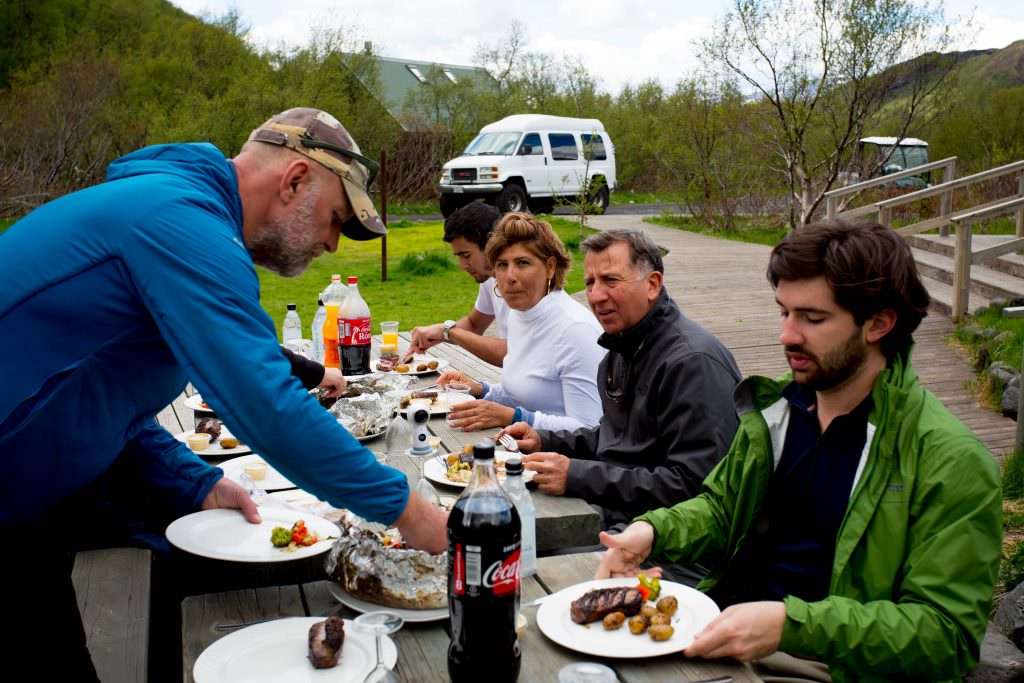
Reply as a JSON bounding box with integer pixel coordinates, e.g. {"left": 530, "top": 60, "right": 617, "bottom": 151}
{"left": 598, "top": 219, "right": 1002, "bottom": 682}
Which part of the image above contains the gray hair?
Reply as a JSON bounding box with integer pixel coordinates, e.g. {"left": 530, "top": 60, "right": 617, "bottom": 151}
{"left": 580, "top": 229, "right": 663, "bottom": 274}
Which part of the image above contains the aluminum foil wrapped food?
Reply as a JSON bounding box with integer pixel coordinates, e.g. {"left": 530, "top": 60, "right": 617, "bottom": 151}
{"left": 337, "top": 373, "right": 413, "bottom": 398}
{"left": 329, "top": 393, "right": 395, "bottom": 438}
{"left": 325, "top": 511, "right": 447, "bottom": 610}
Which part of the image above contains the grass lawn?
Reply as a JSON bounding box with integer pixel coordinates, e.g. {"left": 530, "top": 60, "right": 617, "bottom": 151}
{"left": 259, "top": 216, "right": 595, "bottom": 339}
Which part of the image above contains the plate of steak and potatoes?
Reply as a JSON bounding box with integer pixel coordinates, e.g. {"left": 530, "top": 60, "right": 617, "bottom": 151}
{"left": 536, "top": 577, "right": 720, "bottom": 657}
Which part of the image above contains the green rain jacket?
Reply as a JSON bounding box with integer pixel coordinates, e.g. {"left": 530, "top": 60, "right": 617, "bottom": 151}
{"left": 638, "top": 350, "right": 1001, "bottom": 682}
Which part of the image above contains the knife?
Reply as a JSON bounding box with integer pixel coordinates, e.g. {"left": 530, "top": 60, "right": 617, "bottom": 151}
{"left": 522, "top": 594, "right": 555, "bottom": 608}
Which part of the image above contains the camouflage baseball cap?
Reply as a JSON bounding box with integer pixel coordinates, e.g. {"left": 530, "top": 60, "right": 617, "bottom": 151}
{"left": 248, "top": 108, "right": 386, "bottom": 241}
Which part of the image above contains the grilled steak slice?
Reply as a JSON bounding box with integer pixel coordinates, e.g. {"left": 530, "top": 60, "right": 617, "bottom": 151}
{"left": 570, "top": 587, "right": 644, "bottom": 624}
{"left": 195, "top": 417, "right": 222, "bottom": 440}
{"left": 308, "top": 616, "right": 345, "bottom": 669}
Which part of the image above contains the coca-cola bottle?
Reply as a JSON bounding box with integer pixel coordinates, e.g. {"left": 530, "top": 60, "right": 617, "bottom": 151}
{"left": 448, "top": 441, "right": 521, "bottom": 683}
{"left": 338, "top": 275, "right": 371, "bottom": 375}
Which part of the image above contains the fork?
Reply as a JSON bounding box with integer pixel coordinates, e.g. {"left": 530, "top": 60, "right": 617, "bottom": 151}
{"left": 497, "top": 432, "right": 520, "bottom": 453}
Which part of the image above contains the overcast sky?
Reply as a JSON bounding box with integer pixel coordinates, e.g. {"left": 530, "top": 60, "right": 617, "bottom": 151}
{"left": 170, "top": 0, "right": 1024, "bottom": 93}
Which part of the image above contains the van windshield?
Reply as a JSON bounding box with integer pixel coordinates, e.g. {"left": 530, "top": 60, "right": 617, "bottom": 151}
{"left": 463, "top": 133, "right": 521, "bottom": 156}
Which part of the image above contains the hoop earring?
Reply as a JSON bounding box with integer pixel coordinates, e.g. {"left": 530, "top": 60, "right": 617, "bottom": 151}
{"left": 493, "top": 282, "right": 503, "bottom": 299}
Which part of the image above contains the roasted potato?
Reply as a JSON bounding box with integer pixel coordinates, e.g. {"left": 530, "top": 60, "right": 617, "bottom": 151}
{"left": 640, "top": 604, "right": 659, "bottom": 619}
{"left": 416, "top": 363, "right": 428, "bottom": 372}
{"left": 656, "top": 595, "right": 678, "bottom": 616}
{"left": 396, "top": 365, "right": 410, "bottom": 373}
{"left": 627, "top": 614, "right": 648, "bottom": 635}
{"left": 427, "top": 360, "right": 439, "bottom": 370}
{"left": 602, "top": 612, "right": 626, "bottom": 631}
{"left": 649, "top": 613, "right": 671, "bottom": 626}
{"left": 648, "top": 624, "right": 674, "bottom": 641}
{"left": 219, "top": 436, "right": 239, "bottom": 448}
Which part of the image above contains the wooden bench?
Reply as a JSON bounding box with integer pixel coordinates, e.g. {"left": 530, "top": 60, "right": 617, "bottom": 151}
{"left": 72, "top": 546, "right": 153, "bottom": 683}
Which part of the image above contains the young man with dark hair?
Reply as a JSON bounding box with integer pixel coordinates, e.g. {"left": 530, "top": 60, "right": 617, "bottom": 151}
{"left": 597, "top": 219, "right": 1001, "bottom": 682}
{"left": 409, "top": 201, "right": 509, "bottom": 365}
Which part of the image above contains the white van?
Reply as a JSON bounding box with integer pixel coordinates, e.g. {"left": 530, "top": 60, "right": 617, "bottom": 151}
{"left": 438, "top": 114, "right": 617, "bottom": 216}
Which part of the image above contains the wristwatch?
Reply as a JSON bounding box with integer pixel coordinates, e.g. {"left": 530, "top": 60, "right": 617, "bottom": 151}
{"left": 442, "top": 320, "right": 457, "bottom": 342}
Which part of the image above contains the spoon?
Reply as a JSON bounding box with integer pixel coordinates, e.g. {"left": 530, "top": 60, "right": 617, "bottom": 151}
{"left": 355, "top": 611, "right": 404, "bottom": 683}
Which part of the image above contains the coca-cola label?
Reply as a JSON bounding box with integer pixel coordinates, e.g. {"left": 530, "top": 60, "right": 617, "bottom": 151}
{"left": 338, "top": 317, "right": 371, "bottom": 346}
{"left": 483, "top": 548, "right": 520, "bottom": 597}
{"left": 453, "top": 543, "right": 520, "bottom": 597}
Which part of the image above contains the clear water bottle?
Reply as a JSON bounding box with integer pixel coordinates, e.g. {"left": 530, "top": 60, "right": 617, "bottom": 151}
{"left": 502, "top": 456, "right": 536, "bottom": 577}
{"left": 282, "top": 303, "right": 302, "bottom": 343}
{"left": 311, "top": 297, "right": 327, "bottom": 364}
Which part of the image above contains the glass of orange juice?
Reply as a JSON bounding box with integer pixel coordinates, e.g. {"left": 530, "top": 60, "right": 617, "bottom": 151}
{"left": 381, "top": 320, "right": 399, "bottom": 348}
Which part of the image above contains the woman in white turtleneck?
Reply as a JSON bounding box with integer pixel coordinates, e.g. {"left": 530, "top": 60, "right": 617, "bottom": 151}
{"left": 438, "top": 211, "right": 605, "bottom": 432}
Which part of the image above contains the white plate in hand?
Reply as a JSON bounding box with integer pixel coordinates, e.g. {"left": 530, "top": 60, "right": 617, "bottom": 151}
{"left": 535, "top": 577, "right": 720, "bottom": 657}
{"left": 175, "top": 429, "right": 251, "bottom": 456}
{"left": 193, "top": 616, "right": 396, "bottom": 682}
{"left": 165, "top": 507, "right": 338, "bottom": 563}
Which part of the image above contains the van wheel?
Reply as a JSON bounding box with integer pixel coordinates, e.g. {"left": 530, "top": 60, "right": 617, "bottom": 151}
{"left": 588, "top": 182, "right": 609, "bottom": 215}
{"left": 497, "top": 184, "right": 528, "bottom": 213}
{"left": 440, "top": 194, "right": 468, "bottom": 218}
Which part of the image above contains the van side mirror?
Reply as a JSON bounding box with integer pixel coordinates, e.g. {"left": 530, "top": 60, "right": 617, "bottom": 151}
{"left": 517, "top": 144, "right": 532, "bottom": 155}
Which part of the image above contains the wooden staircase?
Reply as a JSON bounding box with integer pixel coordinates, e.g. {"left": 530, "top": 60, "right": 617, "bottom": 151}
{"left": 909, "top": 234, "right": 1024, "bottom": 317}
{"left": 825, "top": 156, "right": 1024, "bottom": 320}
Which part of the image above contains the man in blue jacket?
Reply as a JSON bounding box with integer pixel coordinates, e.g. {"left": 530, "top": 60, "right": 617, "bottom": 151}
{"left": 0, "top": 108, "right": 446, "bottom": 678}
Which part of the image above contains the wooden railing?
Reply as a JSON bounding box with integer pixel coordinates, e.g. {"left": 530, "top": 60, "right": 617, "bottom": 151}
{"left": 825, "top": 157, "right": 959, "bottom": 224}
{"left": 951, "top": 195, "right": 1024, "bottom": 319}
{"left": 827, "top": 158, "right": 1024, "bottom": 321}
{"left": 875, "top": 159, "right": 1024, "bottom": 239}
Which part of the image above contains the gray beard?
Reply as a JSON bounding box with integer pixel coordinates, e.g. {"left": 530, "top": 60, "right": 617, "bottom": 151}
{"left": 248, "top": 186, "right": 320, "bottom": 277}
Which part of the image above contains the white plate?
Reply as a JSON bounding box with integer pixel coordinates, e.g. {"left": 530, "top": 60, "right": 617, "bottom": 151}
{"left": 184, "top": 394, "right": 216, "bottom": 413}
{"left": 423, "top": 451, "right": 535, "bottom": 489}
{"left": 193, "top": 616, "right": 396, "bottom": 682}
{"left": 385, "top": 389, "right": 452, "bottom": 415}
{"left": 374, "top": 355, "right": 449, "bottom": 376}
{"left": 354, "top": 426, "right": 388, "bottom": 442}
{"left": 219, "top": 454, "right": 296, "bottom": 491}
{"left": 175, "top": 429, "right": 251, "bottom": 456}
{"left": 326, "top": 582, "right": 448, "bottom": 623}
{"left": 165, "top": 507, "right": 339, "bottom": 563}
{"left": 536, "top": 578, "right": 720, "bottom": 657}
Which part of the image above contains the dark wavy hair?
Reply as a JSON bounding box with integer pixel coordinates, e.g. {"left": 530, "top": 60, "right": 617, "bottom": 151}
{"left": 485, "top": 212, "right": 571, "bottom": 290}
{"left": 442, "top": 201, "right": 500, "bottom": 250}
{"left": 767, "top": 218, "right": 930, "bottom": 360}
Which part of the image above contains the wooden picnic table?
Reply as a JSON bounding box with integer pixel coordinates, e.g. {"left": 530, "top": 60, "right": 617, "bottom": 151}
{"left": 160, "top": 333, "right": 603, "bottom": 557}
{"left": 181, "top": 551, "right": 758, "bottom": 682}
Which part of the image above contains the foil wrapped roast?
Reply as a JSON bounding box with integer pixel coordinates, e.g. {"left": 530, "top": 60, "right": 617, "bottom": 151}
{"left": 325, "top": 511, "right": 446, "bottom": 610}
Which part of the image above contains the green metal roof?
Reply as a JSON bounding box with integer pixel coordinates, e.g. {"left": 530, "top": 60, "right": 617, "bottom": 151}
{"left": 355, "top": 55, "right": 496, "bottom": 130}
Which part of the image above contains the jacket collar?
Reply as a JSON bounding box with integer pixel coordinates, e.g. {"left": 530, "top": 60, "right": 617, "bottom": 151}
{"left": 597, "top": 288, "right": 676, "bottom": 356}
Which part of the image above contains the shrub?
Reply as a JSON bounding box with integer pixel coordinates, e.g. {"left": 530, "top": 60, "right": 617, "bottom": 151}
{"left": 1003, "top": 450, "right": 1024, "bottom": 500}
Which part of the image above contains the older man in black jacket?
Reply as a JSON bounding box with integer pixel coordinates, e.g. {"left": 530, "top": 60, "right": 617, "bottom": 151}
{"left": 506, "top": 229, "right": 741, "bottom": 563}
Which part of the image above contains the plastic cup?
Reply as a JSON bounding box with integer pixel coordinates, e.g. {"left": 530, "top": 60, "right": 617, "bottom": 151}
{"left": 445, "top": 382, "right": 473, "bottom": 426}
{"left": 381, "top": 321, "right": 399, "bottom": 348}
